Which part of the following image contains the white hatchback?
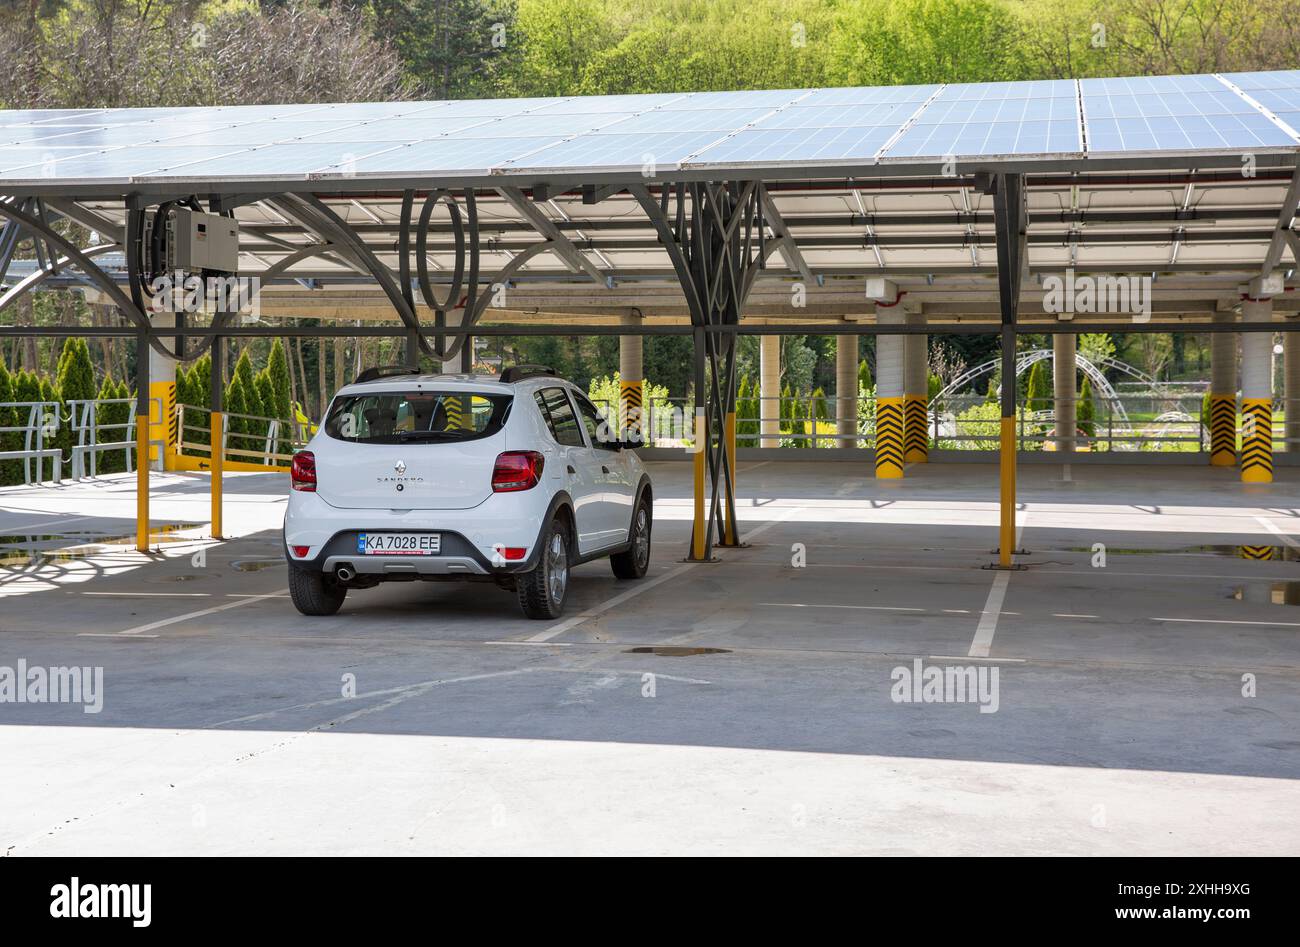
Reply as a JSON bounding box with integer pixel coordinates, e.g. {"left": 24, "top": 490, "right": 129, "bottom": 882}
{"left": 283, "top": 365, "right": 652, "bottom": 619}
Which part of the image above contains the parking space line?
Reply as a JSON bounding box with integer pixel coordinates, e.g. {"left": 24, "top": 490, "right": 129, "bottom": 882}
{"left": 524, "top": 506, "right": 808, "bottom": 644}
{"left": 761, "top": 602, "right": 924, "bottom": 612}
{"left": 967, "top": 513, "right": 1028, "bottom": 658}
{"left": 80, "top": 589, "right": 288, "bottom": 637}
{"left": 1153, "top": 617, "right": 1300, "bottom": 628}
{"left": 525, "top": 563, "right": 695, "bottom": 642}
{"left": 1254, "top": 515, "right": 1300, "bottom": 551}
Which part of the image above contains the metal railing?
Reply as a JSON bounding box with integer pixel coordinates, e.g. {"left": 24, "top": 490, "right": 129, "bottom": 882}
{"left": 599, "top": 391, "right": 1295, "bottom": 453}
{"left": 0, "top": 401, "right": 62, "bottom": 484}
{"left": 177, "top": 404, "right": 309, "bottom": 467}
{"left": 66, "top": 397, "right": 147, "bottom": 479}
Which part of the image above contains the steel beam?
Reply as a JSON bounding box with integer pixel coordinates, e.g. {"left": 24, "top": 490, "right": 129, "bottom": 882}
{"left": 497, "top": 187, "right": 606, "bottom": 284}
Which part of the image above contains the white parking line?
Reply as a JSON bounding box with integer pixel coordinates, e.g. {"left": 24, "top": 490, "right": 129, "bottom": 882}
{"left": 79, "top": 589, "right": 288, "bottom": 637}
{"left": 525, "top": 563, "right": 695, "bottom": 643}
{"left": 1254, "top": 515, "right": 1300, "bottom": 551}
{"left": 524, "top": 506, "right": 808, "bottom": 644}
{"left": 1153, "top": 617, "right": 1300, "bottom": 628}
{"left": 761, "top": 602, "right": 924, "bottom": 612}
{"left": 967, "top": 513, "right": 1028, "bottom": 658}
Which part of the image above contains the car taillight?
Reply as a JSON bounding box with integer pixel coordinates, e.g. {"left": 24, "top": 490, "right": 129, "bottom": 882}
{"left": 291, "top": 545, "right": 311, "bottom": 558}
{"left": 492, "top": 450, "right": 544, "bottom": 492}
{"left": 291, "top": 451, "right": 316, "bottom": 492}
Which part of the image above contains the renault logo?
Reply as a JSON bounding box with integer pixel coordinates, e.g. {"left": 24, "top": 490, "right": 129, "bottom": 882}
{"left": 394, "top": 460, "right": 407, "bottom": 475}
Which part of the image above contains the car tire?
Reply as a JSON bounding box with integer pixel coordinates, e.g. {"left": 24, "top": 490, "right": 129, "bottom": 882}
{"left": 516, "top": 516, "right": 571, "bottom": 619}
{"left": 288, "top": 563, "right": 347, "bottom": 616}
{"left": 611, "top": 498, "right": 651, "bottom": 579}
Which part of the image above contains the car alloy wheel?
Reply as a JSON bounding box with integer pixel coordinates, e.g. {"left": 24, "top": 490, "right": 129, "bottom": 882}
{"left": 546, "top": 530, "right": 568, "bottom": 605}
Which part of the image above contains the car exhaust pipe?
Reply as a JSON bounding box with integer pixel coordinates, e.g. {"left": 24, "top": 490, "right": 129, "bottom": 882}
{"left": 336, "top": 564, "right": 356, "bottom": 582}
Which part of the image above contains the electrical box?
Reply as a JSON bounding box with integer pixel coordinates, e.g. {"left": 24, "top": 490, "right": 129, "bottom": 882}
{"left": 168, "top": 209, "right": 239, "bottom": 274}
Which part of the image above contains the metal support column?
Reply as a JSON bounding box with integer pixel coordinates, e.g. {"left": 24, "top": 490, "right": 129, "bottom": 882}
{"left": 836, "top": 332, "right": 859, "bottom": 446}
{"left": 1286, "top": 329, "right": 1300, "bottom": 453}
{"left": 691, "top": 326, "right": 708, "bottom": 560}
{"left": 619, "top": 311, "right": 644, "bottom": 443}
{"left": 1241, "top": 297, "right": 1274, "bottom": 483}
{"left": 760, "top": 334, "right": 780, "bottom": 447}
{"left": 904, "top": 312, "right": 928, "bottom": 463}
{"left": 875, "top": 307, "right": 905, "bottom": 478}
{"left": 135, "top": 331, "right": 151, "bottom": 553}
{"left": 210, "top": 336, "right": 224, "bottom": 540}
{"left": 1052, "top": 332, "right": 1076, "bottom": 453}
{"left": 983, "top": 172, "right": 1026, "bottom": 569}
{"left": 1210, "top": 311, "right": 1237, "bottom": 465}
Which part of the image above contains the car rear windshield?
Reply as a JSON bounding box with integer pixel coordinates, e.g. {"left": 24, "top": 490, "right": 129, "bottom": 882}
{"left": 324, "top": 390, "right": 512, "bottom": 444}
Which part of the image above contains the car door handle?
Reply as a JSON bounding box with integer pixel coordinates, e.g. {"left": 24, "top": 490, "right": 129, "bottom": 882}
{"left": 601, "top": 465, "right": 610, "bottom": 474}
{"left": 567, "top": 465, "right": 576, "bottom": 475}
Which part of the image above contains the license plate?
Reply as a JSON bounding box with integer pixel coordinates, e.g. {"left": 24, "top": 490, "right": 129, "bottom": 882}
{"left": 356, "top": 532, "right": 440, "bottom": 556}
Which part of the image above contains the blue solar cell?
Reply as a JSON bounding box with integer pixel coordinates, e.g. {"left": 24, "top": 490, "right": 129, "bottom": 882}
{"left": 688, "top": 125, "right": 899, "bottom": 163}
{"left": 502, "top": 131, "right": 729, "bottom": 169}
{"left": 797, "top": 85, "right": 938, "bottom": 106}
{"left": 594, "top": 108, "right": 779, "bottom": 134}
{"left": 882, "top": 80, "right": 1081, "bottom": 158}
{"left": 1081, "top": 73, "right": 1299, "bottom": 151}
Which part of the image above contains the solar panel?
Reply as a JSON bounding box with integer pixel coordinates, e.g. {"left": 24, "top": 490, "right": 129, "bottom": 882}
{"left": 0, "top": 71, "right": 1295, "bottom": 185}
{"left": 1222, "top": 71, "right": 1300, "bottom": 137}
{"left": 1081, "top": 74, "right": 1298, "bottom": 151}
{"left": 882, "top": 80, "right": 1081, "bottom": 158}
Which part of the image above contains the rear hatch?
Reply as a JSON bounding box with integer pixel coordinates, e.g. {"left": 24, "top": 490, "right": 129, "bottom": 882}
{"left": 312, "top": 387, "right": 513, "bottom": 511}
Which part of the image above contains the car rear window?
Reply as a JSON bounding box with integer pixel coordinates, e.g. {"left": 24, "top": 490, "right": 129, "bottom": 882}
{"left": 534, "top": 387, "right": 585, "bottom": 447}
{"left": 324, "top": 390, "right": 512, "bottom": 444}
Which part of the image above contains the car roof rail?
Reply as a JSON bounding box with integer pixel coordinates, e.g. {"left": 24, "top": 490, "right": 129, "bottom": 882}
{"left": 498, "top": 364, "right": 558, "bottom": 384}
{"left": 354, "top": 365, "right": 422, "bottom": 385}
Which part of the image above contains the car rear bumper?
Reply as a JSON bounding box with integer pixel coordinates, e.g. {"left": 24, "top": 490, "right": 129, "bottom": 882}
{"left": 283, "top": 489, "right": 559, "bottom": 576}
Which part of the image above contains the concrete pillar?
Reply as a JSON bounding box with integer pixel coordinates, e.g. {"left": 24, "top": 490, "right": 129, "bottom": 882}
{"left": 904, "top": 313, "right": 928, "bottom": 462}
{"left": 875, "top": 307, "right": 905, "bottom": 478}
{"left": 760, "top": 334, "right": 780, "bottom": 447}
{"left": 1052, "top": 333, "right": 1076, "bottom": 453}
{"left": 147, "top": 312, "right": 178, "bottom": 471}
{"left": 1209, "top": 312, "right": 1237, "bottom": 466}
{"left": 836, "top": 334, "right": 859, "bottom": 446}
{"left": 1285, "top": 330, "right": 1300, "bottom": 453}
{"left": 619, "top": 311, "right": 644, "bottom": 443}
{"left": 1241, "top": 298, "right": 1274, "bottom": 483}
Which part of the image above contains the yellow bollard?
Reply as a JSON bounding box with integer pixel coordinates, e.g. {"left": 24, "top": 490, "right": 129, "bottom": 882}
{"left": 691, "top": 409, "right": 706, "bottom": 559}
{"left": 136, "top": 414, "right": 150, "bottom": 553}
{"left": 999, "top": 416, "right": 1016, "bottom": 569}
{"left": 210, "top": 410, "right": 224, "bottom": 539}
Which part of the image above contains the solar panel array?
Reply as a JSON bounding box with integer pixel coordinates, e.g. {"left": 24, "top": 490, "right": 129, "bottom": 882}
{"left": 0, "top": 71, "right": 1297, "bottom": 184}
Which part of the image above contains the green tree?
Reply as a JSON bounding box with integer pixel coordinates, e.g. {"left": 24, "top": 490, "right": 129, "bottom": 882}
{"left": 1025, "top": 359, "right": 1050, "bottom": 412}
{"left": 1078, "top": 376, "right": 1097, "bottom": 439}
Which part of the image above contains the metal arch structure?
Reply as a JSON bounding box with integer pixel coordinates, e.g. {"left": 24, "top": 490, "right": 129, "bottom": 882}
{"left": 632, "top": 180, "right": 770, "bottom": 560}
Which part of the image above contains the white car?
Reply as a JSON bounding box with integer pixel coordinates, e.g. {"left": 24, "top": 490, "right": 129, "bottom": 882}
{"left": 283, "top": 365, "right": 652, "bottom": 619}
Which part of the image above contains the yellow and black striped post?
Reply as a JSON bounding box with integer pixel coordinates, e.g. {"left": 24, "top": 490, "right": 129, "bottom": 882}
{"left": 904, "top": 394, "right": 928, "bottom": 463}
{"left": 1241, "top": 398, "right": 1274, "bottom": 483}
{"left": 1209, "top": 314, "right": 1236, "bottom": 466}
{"left": 1209, "top": 394, "right": 1237, "bottom": 466}
{"left": 875, "top": 310, "right": 905, "bottom": 478}
{"left": 620, "top": 379, "right": 643, "bottom": 444}
{"left": 875, "top": 397, "right": 906, "bottom": 478}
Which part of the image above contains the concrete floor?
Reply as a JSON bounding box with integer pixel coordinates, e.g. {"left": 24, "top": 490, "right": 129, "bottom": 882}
{"left": 1, "top": 459, "right": 1298, "bottom": 855}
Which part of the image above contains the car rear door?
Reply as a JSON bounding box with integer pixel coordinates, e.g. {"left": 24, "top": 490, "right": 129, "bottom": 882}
{"left": 572, "top": 389, "right": 634, "bottom": 545}
{"left": 534, "top": 386, "right": 604, "bottom": 555}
